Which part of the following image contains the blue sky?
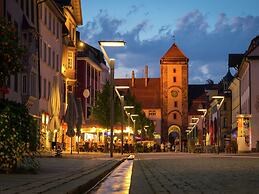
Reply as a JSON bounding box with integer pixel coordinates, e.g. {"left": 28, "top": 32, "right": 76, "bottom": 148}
{"left": 79, "top": 0, "right": 259, "bottom": 83}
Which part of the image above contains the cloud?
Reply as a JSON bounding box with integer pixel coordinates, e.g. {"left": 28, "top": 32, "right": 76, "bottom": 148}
{"left": 79, "top": 9, "right": 259, "bottom": 83}
{"left": 127, "top": 5, "right": 138, "bottom": 16}
{"left": 199, "top": 65, "right": 209, "bottom": 75}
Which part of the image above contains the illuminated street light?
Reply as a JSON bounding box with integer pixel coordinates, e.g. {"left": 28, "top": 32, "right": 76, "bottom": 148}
{"left": 212, "top": 95, "right": 225, "bottom": 154}
{"left": 197, "top": 108, "right": 208, "bottom": 147}
{"left": 115, "top": 85, "right": 130, "bottom": 155}
{"left": 98, "top": 40, "right": 126, "bottom": 158}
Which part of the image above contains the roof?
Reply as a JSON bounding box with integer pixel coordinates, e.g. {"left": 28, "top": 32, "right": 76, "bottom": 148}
{"left": 55, "top": 0, "right": 83, "bottom": 25}
{"left": 115, "top": 78, "right": 161, "bottom": 109}
{"left": 77, "top": 41, "right": 106, "bottom": 66}
{"left": 161, "top": 43, "right": 189, "bottom": 63}
{"left": 228, "top": 54, "right": 244, "bottom": 69}
{"left": 188, "top": 84, "right": 218, "bottom": 112}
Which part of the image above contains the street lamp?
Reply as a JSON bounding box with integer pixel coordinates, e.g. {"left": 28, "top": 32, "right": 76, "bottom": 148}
{"left": 99, "top": 40, "right": 126, "bottom": 158}
{"left": 197, "top": 108, "right": 207, "bottom": 148}
{"left": 115, "top": 86, "right": 130, "bottom": 155}
{"left": 130, "top": 114, "right": 139, "bottom": 150}
{"left": 212, "top": 95, "right": 224, "bottom": 154}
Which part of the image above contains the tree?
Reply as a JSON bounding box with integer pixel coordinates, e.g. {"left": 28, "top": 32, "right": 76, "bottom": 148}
{"left": 124, "top": 91, "right": 155, "bottom": 140}
{"left": 0, "top": 100, "right": 39, "bottom": 173}
{"left": 0, "top": 17, "right": 25, "bottom": 98}
{"left": 91, "top": 81, "right": 122, "bottom": 129}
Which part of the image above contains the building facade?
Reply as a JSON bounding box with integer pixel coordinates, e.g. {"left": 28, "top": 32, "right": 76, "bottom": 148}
{"left": 238, "top": 36, "right": 259, "bottom": 151}
{"left": 38, "top": 0, "right": 65, "bottom": 149}
{"left": 4, "top": 0, "right": 39, "bottom": 118}
{"left": 160, "top": 43, "right": 189, "bottom": 149}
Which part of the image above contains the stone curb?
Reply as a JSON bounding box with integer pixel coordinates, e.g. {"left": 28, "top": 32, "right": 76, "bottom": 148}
{"left": 67, "top": 157, "right": 127, "bottom": 194}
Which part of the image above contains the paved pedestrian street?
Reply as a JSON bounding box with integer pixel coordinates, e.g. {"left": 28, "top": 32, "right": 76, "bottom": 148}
{"left": 130, "top": 153, "right": 259, "bottom": 194}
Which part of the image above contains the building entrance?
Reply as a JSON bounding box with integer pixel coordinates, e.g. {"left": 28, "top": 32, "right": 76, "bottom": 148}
{"left": 168, "top": 125, "right": 181, "bottom": 151}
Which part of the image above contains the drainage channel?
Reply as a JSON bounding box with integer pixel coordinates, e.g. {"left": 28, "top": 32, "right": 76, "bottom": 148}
{"left": 86, "top": 155, "right": 134, "bottom": 194}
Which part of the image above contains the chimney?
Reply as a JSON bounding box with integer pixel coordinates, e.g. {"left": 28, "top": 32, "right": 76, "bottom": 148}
{"left": 145, "top": 65, "right": 148, "bottom": 87}
{"left": 132, "top": 70, "right": 135, "bottom": 87}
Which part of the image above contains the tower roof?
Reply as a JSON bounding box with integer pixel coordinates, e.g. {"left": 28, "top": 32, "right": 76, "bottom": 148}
{"left": 161, "top": 43, "right": 189, "bottom": 62}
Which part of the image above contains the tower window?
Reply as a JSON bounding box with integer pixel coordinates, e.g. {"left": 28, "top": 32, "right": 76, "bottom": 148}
{"left": 173, "top": 113, "right": 177, "bottom": 120}
{"left": 173, "top": 68, "right": 176, "bottom": 73}
{"left": 174, "top": 101, "right": 178, "bottom": 108}
{"left": 173, "top": 77, "right": 176, "bottom": 82}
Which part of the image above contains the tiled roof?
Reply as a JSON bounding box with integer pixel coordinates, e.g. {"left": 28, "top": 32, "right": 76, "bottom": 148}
{"left": 115, "top": 78, "right": 161, "bottom": 109}
{"left": 161, "top": 43, "right": 189, "bottom": 62}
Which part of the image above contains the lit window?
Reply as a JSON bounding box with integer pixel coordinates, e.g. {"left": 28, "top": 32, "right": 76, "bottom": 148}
{"left": 68, "top": 51, "right": 73, "bottom": 69}
{"left": 22, "top": 75, "right": 27, "bottom": 94}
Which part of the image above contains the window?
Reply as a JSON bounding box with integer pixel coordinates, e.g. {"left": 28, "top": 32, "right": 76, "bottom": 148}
{"left": 43, "top": 78, "right": 46, "bottom": 98}
{"left": 44, "top": 7, "right": 47, "bottom": 25}
{"left": 6, "top": 76, "right": 11, "bottom": 88}
{"left": 26, "top": 0, "right": 29, "bottom": 17}
{"left": 173, "top": 113, "right": 177, "bottom": 120}
{"left": 53, "top": 17, "right": 55, "bottom": 35}
{"left": 149, "top": 110, "right": 156, "bottom": 116}
{"left": 67, "top": 51, "right": 73, "bottom": 69}
{"left": 48, "top": 46, "right": 51, "bottom": 66}
{"left": 224, "top": 102, "right": 227, "bottom": 111}
{"left": 31, "top": 73, "right": 36, "bottom": 97}
{"left": 173, "top": 76, "right": 176, "bottom": 83}
{"left": 52, "top": 51, "right": 55, "bottom": 69}
{"left": 14, "top": 74, "right": 18, "bottom": 92}
{"left": 20, "top": 0, "right": 24, "bottom": 10}
{"left": 56, "top": 54, "right": 59, "bottom": 72}
{"left": 39, "top": 38, "right": 42, "bottom": 58}
{"left": 48, "top": 81, "right": 50, "bottom": 99}
{"left": 14, "top": 21, "right": 19, "bottom": 40}
{"left": 39, "top": 4, "right": 42, "bottom": 20}
{"left": 7, "top": 12, "right": 11, "bottom": 22}
{"left": 173, "top": 68, "right": 176, "bottom": 73}
{"left": 43, "top": 42, "right": 47, "bottom": 62}
{"left": 31, "top": 0, "right": 35, "bottom": 23}
{"left": 56, "top": 22, "right": 59, "bottom": 39}
{"left": 48, "top": 12, "right": 51, "bottom": 31}
{"left": 174, "top": 101, "right": 178, "bottom": 108}
{"left": 22, "top": 75, "right": 27, "bottom": 94}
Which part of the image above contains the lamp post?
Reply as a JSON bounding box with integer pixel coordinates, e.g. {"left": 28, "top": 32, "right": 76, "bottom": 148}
{"left": 197, "top": 109, "right": 207, "bottom": 148}
{"left": 115, "top": 86, "right": 130, "bottom": 155}
{"left": 130, "top": 114, "right": 139, "bottom": 151}
{"left": 98, "top": 41, "right": 126, "bottom": 158}
{"left": 187, "top": 117, "right": 200, "bottom": 152}
{"left": 212, "top": 96, "right": 224, "bottom": 154}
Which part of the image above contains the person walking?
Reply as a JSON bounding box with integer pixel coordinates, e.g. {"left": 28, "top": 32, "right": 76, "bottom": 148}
{"left": 161, "top": 142, "right": 165, "bottom": 152}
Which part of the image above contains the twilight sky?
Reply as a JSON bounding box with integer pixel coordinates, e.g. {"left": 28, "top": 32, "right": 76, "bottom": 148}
{"left": 79, "top": 0, "right": 259, "bottom": 84}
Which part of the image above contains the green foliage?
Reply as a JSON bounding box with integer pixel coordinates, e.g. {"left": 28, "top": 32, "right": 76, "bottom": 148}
{"left": 0, "top": 100, "right": 39, "bottom": 173}
{"left": 124, "top": 92, "right": 155, "bottom": 140}
{"left": 91, "top": 81, "right": 122, "bottom": 128}
{"left": 0, "top": 17, "right": 25, "bottom": 87}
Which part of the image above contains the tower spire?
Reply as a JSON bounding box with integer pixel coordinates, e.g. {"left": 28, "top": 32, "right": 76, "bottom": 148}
{"left": 173, "top": 31, "right": 176, "bottom": 44}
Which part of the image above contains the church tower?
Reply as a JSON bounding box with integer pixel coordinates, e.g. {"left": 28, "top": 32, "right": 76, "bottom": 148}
{"left": 160, "top": 43, "right": 189, "bottom": 149}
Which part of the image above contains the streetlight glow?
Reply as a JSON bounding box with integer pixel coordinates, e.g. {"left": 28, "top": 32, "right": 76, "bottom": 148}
{"left": 98, "top": 40, "right": 126, "bottom": 47}
{"left": 98, "top": 40, "right": 126, "bottom": 158}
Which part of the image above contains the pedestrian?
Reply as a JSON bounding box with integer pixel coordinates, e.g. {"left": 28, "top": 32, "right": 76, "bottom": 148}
{"left": 161, "top": 142, "right": 164, "bottom": 152}
{"left": 167, "top": 142, "right": 171, "bottom": 152}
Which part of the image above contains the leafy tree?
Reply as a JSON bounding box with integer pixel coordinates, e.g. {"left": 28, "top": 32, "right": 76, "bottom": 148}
{"left": 91, "top": 81, "right": 122, "bottom": 129}
{"left": 0, "top": 100, "right": 39, "bottom": 173}
{"left": 124, "top": 91, "right": 155, "bottom": 140}
{"left": 0, "top": 17, "right": 25, "bottom": 97}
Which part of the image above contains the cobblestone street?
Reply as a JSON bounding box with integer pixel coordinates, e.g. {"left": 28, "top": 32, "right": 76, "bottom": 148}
{"left": 130, "top": 153, "right": 259, "bottom": 194}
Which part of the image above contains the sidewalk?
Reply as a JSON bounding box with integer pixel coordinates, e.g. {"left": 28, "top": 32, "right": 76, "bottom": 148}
{"left": 0, "top": 153, "right": 128, "bottom": 194}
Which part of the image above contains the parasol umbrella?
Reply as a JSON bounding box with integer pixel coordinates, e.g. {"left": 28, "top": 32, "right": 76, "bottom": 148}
{"left": 64, "top": 92, "right": 78, "bottom": 154}
{"left": 75, "top": 98, "right": 84, "bottom": 154}
{"left": 48, "top": 73, "right": 61, "bottom": 149}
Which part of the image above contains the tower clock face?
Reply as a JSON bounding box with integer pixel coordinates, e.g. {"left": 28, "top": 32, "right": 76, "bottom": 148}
{"left": 171, "top": 90, "right": 178, "bottom": 97}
